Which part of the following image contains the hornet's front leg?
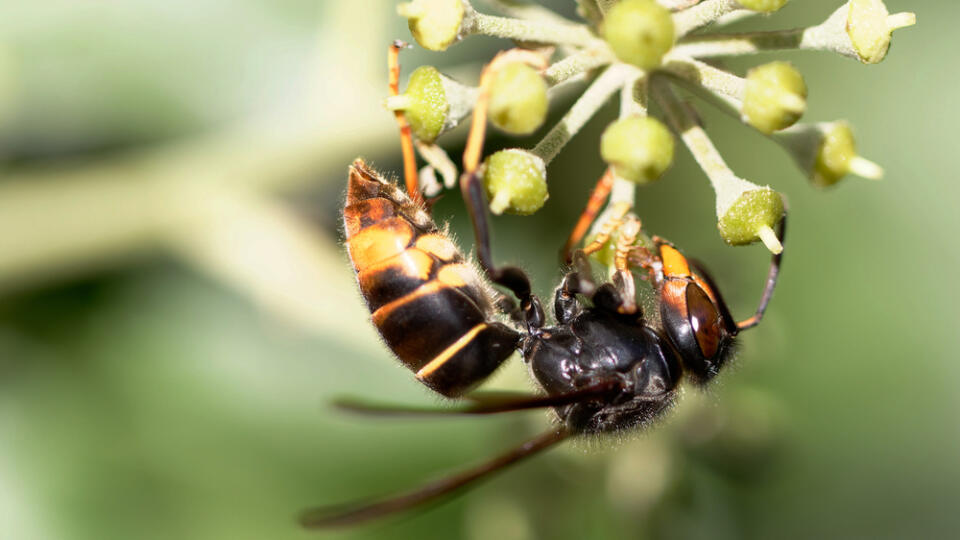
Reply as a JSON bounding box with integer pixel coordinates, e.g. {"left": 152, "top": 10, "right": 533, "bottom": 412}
{"left": 554, "top": 251, "right": 597, "bottom": 325}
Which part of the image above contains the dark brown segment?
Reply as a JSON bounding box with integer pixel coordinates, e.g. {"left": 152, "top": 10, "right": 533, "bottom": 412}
{"left": 692, "top": 274, "right": 721, "bottom": 307}
{"left": 348, "top": 159, "right": 413, "bottom": 208}
{"left": 344, "top": 198, "right": 399, "bottom": 238}
{"left": 371, "top": 282, "right": 487, "bottom": 372}
{"left": 357, "top": 248, "right": 437, "bottom": 312}
{"left": 685, "top": 283, "right": 722, "bottom": 360}
{"left": 346, "top": 217, "right": 415, "bottom": 271}
{"left": 417, "top": 322, "right": 520, "bottom": 397}
{"left": 660, "top": 278, "right": 701, "bottom": 366}
{"left": 347, "top": 159, "right": 435, "bottom": 232}
{"left": 347, "top": 160, "right": 386, "bottom": 205}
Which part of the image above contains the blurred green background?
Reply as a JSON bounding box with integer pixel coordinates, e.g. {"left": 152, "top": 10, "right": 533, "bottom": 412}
{"left": 0, "top": 1, "right": 956, "bottom": 539}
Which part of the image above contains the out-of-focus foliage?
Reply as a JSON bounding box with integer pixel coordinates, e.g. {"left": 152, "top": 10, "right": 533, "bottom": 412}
{"left": 0, "top": 1, "right": 957, "bottom": 540}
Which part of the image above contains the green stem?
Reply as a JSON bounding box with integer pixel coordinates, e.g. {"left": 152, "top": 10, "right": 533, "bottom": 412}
{"left": 652, "top": 79, "right": 783, "bottom": 254}
{"left": 543, "top": 45, "right": 615, "bottom": 87}
{"left": 608, "top": 176, "right": 636, "bottom": 210}
{"left": 482, "top": 0, "right": 575, "bottom": 25}
{"left": 673, "top": 28, "right": 807, "bottom": 58}
{"left": 662, "top": 69, "right": 745, "bottom": 124}
{"left": 619, "top": 75, "right": 648, "bottom": 118}
{"left": 532, "top": 64, "right": 636, "bottom": 164}
{"left": 468, "top": 12, "right": 597, "bottom": 47}
{"left": 661, "top": 55, "right": 746, "bottom": 101}
{"left": 669, "top": 75, "right": 882, "bottom": 184}
{"left": 651, "top": 78, "right": 736, "bottom": 200}
{"left": 673, "top": 5, "right": 867, "bottom": 61}
{"left": 672, "top": 0, "right": 745, "bottom": 38}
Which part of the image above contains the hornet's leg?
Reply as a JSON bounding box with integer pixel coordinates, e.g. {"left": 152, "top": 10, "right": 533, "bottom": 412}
{"left": 580, "top": 201, "right": 632, "bottom": 258}
{"left": 461, "top": 169, "right": 544, "bottom": 331}
{"left": 458, "top": 49, "right": 549, "bottom": 331}
{"left": 494, "top": 293, "right": 523, "bottom": 325}
{"left": 554, "top": 251, "right": 598, "bottom": 325}
{"left": 387, "top": 41, "right": 421, "bottom": 204}
{"left": 561, "top": 168, "right": 615, "bottom": 264}
{"left": 610, "top": 215, "right": 642, "bottom": 315}
{"left": 300, "top": 427, "right": 571, "bottom": 528}
{"left": 627, "top": 244, "right": 664, "bottom": 285}
{"left": 576, "top": 206, "right": 642, "bottom": 315}
{"left": 735, "top": 211, "right": 787, "bottom": 331}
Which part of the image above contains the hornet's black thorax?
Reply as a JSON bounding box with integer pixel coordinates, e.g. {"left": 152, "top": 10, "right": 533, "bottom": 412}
{"left": 524, "top": 308, "right": 681, "bottom": 434}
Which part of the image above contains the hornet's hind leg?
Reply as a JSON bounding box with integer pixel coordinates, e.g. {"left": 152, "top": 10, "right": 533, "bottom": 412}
{"left": 457, "top": 49, "right": 550, "bottom": 333}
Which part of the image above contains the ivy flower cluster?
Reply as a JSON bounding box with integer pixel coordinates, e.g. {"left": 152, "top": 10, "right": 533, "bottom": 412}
{"left": 388, "top": 0, "right": 914, "bottom": 256}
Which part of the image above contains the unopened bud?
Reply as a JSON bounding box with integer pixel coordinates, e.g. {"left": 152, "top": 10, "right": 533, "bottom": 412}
{"left": 603, "top": 0, "right": 675, "bottom": 71}
{"left": 742, "top": 62, "right": 807, "bottom": 134}
{"left": 808, "top": 0, "right": 915, "bottom": 64}
{"left": 775, "top": 121, "right": 883, "bottom": 187}
{"left": 385, "top": 65, "right": 477, "bottom": 143}
{"left": 482, "top": 149, "right": 548, "bottom": 215}
{"left": 398, "top": 0, "right": 467, "bottom": 52}
{"left": 847, "top": 0, "right": 916, "bottom": 64}
{"left": 713, "top": 174, "right": 785, "bottom": 253}
{"left": 488, "top": 63, "right": 549, "bottom": 135}
{"left": 600, "top": 116, "right": 675, "bottom": 183}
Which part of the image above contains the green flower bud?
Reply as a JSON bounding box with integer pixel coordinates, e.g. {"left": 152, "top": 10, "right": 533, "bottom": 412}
{"left": 742, "top": 61, "right": 807, "bottom": 134}
{"left": 713, "top": 174, "right": 784, "bottom": 253}
{"left": 397, "top": 0, "right": 466, "bottom": 52}
{"left": 600, "top": 116, "right": 674, "bottom": 184}
{"left": 482, "top": 149, "right": 548, "bottom": 215}
{"left": 385, "top": 66, "right": 477, "bottom": 143}
{"left": 815, "top": 122, "right": 874, "bottom": 187}
{"left": 847, "top": 0, "right": 916, "bottom": 64}
{"left": 736, "top": 0, "right": 788, "bottom": 13}
{"left": 488, "top": 62, "right": 548, "bottom": 135}
{"left": 603, "top": 0, "right": 675, "bottom": 71}
{"left": 774, "top": 121, "right": 883, "bottom": 187}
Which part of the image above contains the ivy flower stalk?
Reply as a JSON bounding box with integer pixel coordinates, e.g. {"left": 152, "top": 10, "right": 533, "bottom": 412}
{"left": 673, "top": 0, "right": 915, "bottom": 63}
{"left": 398, "top": 0, "right": 599, "bottom": 51}
{"left": 664, "top": 72, "right": 883, "bottom": 188}
{"left": 662, "top": 56, "right": 808, "bottom": 134}
{"left": 653, "top": 80, "right": 785, "bottom": 254}
{"left": 389, "top": 0, "right": 914, "bottom": 260}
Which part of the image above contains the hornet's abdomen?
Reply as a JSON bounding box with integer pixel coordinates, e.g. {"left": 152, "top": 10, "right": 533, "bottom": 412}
{"left": 343, "top": 159, "right": 520, "bottom": 397}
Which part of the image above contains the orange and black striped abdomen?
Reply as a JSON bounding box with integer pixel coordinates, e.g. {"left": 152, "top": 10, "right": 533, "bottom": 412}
{"left": 343, "top": 159, "right": 520, "bottom": 397}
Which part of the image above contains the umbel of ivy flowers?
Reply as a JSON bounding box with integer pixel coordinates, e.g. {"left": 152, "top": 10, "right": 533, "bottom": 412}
{"left": 391, "top": 0, "right": 914, "bottom": 257}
